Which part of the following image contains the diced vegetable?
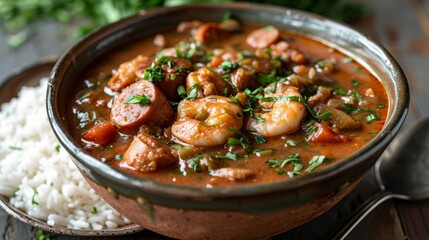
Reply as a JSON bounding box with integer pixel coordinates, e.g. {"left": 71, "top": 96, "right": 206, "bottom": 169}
{"left": 313, "top": 103, "right": 361, "bottom": 130}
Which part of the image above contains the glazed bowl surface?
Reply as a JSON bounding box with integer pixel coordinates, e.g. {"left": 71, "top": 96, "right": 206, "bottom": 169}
{"left": 47, "top": 3, "right": 408, "bottom": 239}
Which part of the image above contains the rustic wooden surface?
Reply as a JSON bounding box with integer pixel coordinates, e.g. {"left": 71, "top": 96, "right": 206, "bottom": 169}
{"left": 1, "top": 0, "right": 429, "bottom": 239}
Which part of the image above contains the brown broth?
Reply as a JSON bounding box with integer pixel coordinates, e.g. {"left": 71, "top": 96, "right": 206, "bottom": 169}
{"left": 68, "top": 24, "right": 388, "bottom": 187}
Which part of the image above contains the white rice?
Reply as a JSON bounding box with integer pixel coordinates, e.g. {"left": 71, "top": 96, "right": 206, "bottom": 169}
{"left": 0, "top": 78, "right": 131, "bottom": 230}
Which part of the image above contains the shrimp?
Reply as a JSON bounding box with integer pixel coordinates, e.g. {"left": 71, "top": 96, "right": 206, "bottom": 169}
{"left": 247, "top": 83, "right": 306, "bottom": 137}
{"left": 171, "top": 96, "right": 243, "bottom": 146}
{"left": 186, "top": 67, "right": 234, "bottom": 98}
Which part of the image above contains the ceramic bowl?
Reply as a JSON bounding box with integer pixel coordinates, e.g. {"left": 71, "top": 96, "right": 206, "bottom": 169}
{"left": 47, "top": 3, "right": 409, "bottom": 239}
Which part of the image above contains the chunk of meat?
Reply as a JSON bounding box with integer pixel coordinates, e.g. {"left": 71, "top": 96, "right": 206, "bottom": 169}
{"left": 307, "top": 87, "right": 332, "bottom": 107}
{"left": 107, "top": 55, "right": 149, "bottom": 92}
{"left": 82, "top": 121, "right": 116, "bottom": 146}
{"left": 135, "top": 56, "right": 192, "bottom": 101}
{"left": 229, "top": 56, "right": 276, "bottom": 90}
{"left": 120, "top": 132, "right": 176, "bottom": 173}
{"left": 110, "top": 81, "right": 173, "bottom": 132}
{"left": 246, "top": 26, "right": 280, "bottom": 49}
{"left": 230, "top": 68, "right": 258, "bottom": 91}
{"left": 210, "top": 168, "right": 255, "bottom": 181}
{"left": 194, "top": 22, "right": 228, "bottom": 44}
{"left": 186, "top": 67, "right": 234, "bottom": 98}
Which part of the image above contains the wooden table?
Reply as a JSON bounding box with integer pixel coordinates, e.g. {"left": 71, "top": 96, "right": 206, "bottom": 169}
{"left": 1, "top": 0, "right": 429, "bottom": 239}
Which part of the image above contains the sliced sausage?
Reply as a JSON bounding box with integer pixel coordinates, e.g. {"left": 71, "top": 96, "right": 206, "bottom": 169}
{"left": 110, "top": 81, "right": 173, "bottom": 132}
{"left": 194, "top": 22, "right": 228, "bottom": 45}
{"left": 107, "top": 55, "right": 149, "bottom": 92}
{"left": 246, "top": 26, "right": 280, "bottom": 49}
{"left": 82, "top": 121, "right": 116, "bottom": 146}
{"left": 136, "top": 56, "right": 192, "bottom": 101}
{"left": 120, "top": 132, "right": 176, "bottom": 173}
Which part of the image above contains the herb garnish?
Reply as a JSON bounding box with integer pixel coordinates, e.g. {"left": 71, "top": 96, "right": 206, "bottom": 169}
{"left": 266, "top": 153, "right": 303, "bottom": 177}
{"left": 156, "top": 55, "right": 174, "bottom": 69}
{"left": 365, "top": 113, "right": 379, "bottom": 123}
{"left": 257, "top": 70, "right": 284, "bottom": 86}
{"left": 228, "top": 138, "right": 251, "bottom": 153}
{"left": 286, "top": 140, "right": 297, "bottom": 147}
{"left": 171, "top": 145, "right": 184, "bottom": 150}
{"left": 230, "top": 87, "right": 265, "bottom": 122}
{"left": 124, "top": 94, "right": 151, "bottom": 105}
{"left": 215, "top": 152, "right": 239, "bottom": 161}
{"left": 200, "top": 118, "right": 219, "bottom": 127}
{"left": 220, "top": 60, "right": 238, "bottom": 73}
{"left": 36, "top": 229, "right": 51, "bottom": 240}
{"left": 9, "top": 146, "right": 22, "bottom": 151}
{"left": 77, "top": 93, "right": 90, "bottom": 102}
{"left": 186, "top": 82, "right": 200, "bottom": 99}
{"left": 55, "top": 144, "right": 61, "bottom": 153}
{"left": 222, "top": 11, "right": 232, "bottom": 21}
{"left": 143, "top": 62, "right": 164, "bottom": 82}
{"left": 177, "top": 85, "right": 186, "bottom": 99}
{"left": 114, "top": 154, "right": 123, "bottom": 160}
{"left": 266, "top": 153, "right": 300, "bottom": 169}
{"left": 188, "top": 156, "right": 203, "bottom": 173}
{"left": 377, "top": 103, "right": 385, "bottom": 109}
{"left": 91, "top": 206, "right": 98, "bottom": 214}
{"left": 355, "top": 66, "right": 362, "bottom": 73}
{"left": 251, "top": 132, "right": 267, "bottom": 144}
{"left": 342, "top": 57, "right": 353, "bottom": 63}
{"left": 31, "top": 191, "right": 39, "bottom": 205}
{"left": 305, "top": 155, "right": 331, "bottom": 172}
{"left": 342, "top": 104, "right": 379, "bottom": 123}
{"left": 332, "top": 87, "right": 347, "bottom": 96}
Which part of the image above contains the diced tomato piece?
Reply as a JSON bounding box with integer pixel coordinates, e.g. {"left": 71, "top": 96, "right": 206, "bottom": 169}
{"left": 82, "top": 121, "right": 116, "bottom": 145}
{"left": 209, "top": 56, "right": 223, "bottom": 68}
{"left": 307, "top": 124, "right": 351, "bottom": 143}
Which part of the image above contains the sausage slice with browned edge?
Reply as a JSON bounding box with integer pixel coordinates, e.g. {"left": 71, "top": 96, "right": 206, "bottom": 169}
{"left": 120, "top": 132, "right": 176, "bottom": 173}
{"left": 110, "top": 80, "right": 173, "bottom": 132}
{"left": 246, "top": 26, "right": 280, "bottom": 49}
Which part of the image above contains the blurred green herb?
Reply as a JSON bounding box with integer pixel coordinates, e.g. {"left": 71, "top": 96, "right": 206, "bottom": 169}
{"left": 36, "top": 229, "right": 51, "bottom": 240}
{"left": 0, "top": 0, "right": 368, "bottom": 48}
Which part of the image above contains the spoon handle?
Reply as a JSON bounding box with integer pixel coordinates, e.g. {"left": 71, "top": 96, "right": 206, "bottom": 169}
{"left": 330, "top": 191, "right": 395, "bottom": 240}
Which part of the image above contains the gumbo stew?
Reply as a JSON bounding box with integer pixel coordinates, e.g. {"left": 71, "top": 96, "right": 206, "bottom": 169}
{"left": 68, "top": 18, "right": 388, "bottom": 187}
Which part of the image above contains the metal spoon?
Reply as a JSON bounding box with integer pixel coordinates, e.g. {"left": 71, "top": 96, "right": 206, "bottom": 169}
{"left": 331, "top": 117, "right": 429, "bottom": 240}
